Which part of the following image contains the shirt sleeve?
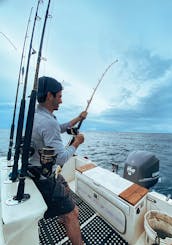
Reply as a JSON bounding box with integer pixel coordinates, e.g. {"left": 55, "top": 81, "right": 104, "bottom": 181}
{"left": 39, "top": 118, "right": 76, "bottom": 167}
{"left": 59, "top": 122, "right": 70, "bottom": 133}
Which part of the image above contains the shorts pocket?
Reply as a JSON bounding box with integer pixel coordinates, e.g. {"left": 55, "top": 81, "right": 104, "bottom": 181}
{"left": 51, "top": 178, "right": 69, "bottom": 201}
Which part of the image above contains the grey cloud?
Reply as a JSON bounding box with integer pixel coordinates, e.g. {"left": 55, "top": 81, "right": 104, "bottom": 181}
{"left": 140, "top": 83, "right": 172, "bottom": 118}
{"left": 125, "top": 47, "right": 172, "bottom": 81}
{"left": 92, "top": 80, "right": 172, "bottom": 133}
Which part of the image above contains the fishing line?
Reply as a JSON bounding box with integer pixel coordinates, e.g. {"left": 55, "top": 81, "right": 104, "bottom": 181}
{"left": 67, "top": 59, "right": 118, "bottom": 145}
{"left": 0, "top": 31, "right": 17, "bottom": 50}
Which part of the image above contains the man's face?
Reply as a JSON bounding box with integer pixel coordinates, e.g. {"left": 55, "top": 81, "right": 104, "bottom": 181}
{"left": 52, "top": 91, "right": 62, "bottom": 110}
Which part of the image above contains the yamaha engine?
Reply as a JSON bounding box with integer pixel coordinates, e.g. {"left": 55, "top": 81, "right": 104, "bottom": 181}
{"left": 123, "top": 151, "right": 159, "bottom": 188}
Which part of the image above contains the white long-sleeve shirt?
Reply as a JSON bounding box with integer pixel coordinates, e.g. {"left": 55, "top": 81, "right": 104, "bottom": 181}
{"left": 30, "top": 104, "right": 76, "bottom": 168}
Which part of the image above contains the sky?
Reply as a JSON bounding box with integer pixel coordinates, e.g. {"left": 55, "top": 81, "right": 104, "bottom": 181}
{"left": 0, "top": 0, "right": 172, "bottom": 133}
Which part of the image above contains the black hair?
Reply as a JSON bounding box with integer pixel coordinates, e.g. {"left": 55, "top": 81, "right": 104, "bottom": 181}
{"left": 37, "top": 92, "right": 56, "bottom": 103}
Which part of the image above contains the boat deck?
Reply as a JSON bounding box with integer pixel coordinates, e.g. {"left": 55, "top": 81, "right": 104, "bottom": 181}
{"left": 39, "top": 191, "right": 128, "bottom": 245}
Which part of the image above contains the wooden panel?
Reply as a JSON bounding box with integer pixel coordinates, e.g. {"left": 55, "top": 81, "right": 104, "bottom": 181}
{"left": 76, "top": 163, "right": 96, "bottom": 173}
{"left": 119, "top": 183, "right": 148, "bottom": 206}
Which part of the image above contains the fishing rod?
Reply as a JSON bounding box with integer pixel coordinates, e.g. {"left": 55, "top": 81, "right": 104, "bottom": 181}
{"left": 15, "top": 0, "right": 51, "bottom": 202}
{"left": 6, "top": 8, "right": 33, "bottom": 162}
{"left": 0, "top": 32, "right": 17, "bottom": 50}
{"left": 10, "top": 0, "right": 42, "bottom": 181}
{"left": 68, "top": 59, "right": 118, "bottom": 145}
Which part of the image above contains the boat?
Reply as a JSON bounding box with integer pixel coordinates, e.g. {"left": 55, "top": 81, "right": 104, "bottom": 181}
{"left": 1, "top": 149, "right": 172, "bottom": 245}
{"left": 1, "top": 1, "right": 172, "bottom": 244}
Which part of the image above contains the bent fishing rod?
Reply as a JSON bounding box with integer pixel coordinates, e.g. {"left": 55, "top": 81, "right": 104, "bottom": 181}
{"left": 15, "top": 0, "right": 52, "bottom": 202}
{"left": 10, "top": 0, "right": 42, "bottom": 181}
{"left": 68, "top": 59, "right": 118, "bottom": 145}
{"left": 7, "top": 7, "right": 33, "bottom": 162}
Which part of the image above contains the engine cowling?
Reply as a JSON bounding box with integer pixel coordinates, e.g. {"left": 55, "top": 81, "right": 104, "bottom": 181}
{"left": 123, "top": 150, "right": 159, "bottom": 188}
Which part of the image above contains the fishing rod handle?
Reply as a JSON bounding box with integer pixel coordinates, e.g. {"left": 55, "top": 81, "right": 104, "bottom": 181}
{"left": 77, "top": 119, "right": 84, "bottom": 130}
{"left": 68, "top": 133, "right": 85, "bottom": 146}
{"left": 69, "top": 136, "right": 75, "bottom": 146}
{"left": 76, "top": 110, "right": 88, "bottom": 130}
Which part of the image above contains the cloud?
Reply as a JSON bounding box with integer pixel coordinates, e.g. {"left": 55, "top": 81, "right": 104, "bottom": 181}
{"left": 51, "top": 46, "right": 172, "bottom": 133}
{"left": 93, "top": 78, "right": 172, "bottom": 133}
{"left": 141, "top": 83, "right": 172, "bottom": 118}
{"left": 125, "top": 47, "right": 172, "bottom": 81}
{"left": 82, "top": 48, "right": 172, "bottom": 133}
{"left": 107, "top": 47, "right": 172, "bottom": 110}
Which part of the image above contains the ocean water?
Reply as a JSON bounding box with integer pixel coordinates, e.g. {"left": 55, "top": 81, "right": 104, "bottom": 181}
{"left": 1, "top": 129, "right": 172, "bottom": 196}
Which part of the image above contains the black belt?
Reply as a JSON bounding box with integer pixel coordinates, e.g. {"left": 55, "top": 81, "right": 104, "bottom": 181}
{"left": 27, "top": 166, "right": 55, "bottom": 180}
{"left": 27, "top": 166, "right": 42, "bottom": 180}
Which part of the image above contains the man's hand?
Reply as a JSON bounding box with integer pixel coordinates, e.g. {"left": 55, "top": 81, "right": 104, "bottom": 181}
{"left": 79, "top": 111, "right": 87, "bottom": 120}
{"left": 72, "top": 133, "right": 84, "bottom": 148}
{"left": 69, "top": 111, "right": 88, "bottom": 127}
{"left": 55, "top": 165, "right": 62, "bottom": 179}
{"left": 75, "top": 133, "right": 84, "bottom": 143}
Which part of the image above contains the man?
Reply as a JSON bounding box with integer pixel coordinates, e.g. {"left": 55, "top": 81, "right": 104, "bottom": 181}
{"left": 30, "top": 76, "right": 87, "bottom": 245}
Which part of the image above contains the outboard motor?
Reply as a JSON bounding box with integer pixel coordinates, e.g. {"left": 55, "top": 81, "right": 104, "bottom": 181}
{"left": 123, "top": 150, "right": 159, "bottom": 188}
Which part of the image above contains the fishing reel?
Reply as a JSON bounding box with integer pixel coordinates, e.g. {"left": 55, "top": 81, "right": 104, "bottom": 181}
{"left": 38, "top": 146, "right": 57, "bottom": 177}
{"left": 67, "top": 127, "right": 79, "bottom": 135}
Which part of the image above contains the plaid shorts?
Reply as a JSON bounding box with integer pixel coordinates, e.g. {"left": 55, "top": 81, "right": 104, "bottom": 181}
{"left": 34, "top": 174, "right": 75, "bottom": 218}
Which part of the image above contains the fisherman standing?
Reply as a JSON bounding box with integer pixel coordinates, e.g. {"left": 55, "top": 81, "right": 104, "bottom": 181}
{"left": 29, "top": 76, "right": 87, "bottom": 245}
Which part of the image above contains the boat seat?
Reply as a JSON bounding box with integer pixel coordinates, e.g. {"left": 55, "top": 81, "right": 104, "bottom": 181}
{"left": 0, "top": 167, "right": 47, "bottom": 245}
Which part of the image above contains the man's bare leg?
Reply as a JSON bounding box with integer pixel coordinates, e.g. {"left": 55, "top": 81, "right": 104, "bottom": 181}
{"left": 63, "top": 205, "right": 83, "bottom": 245}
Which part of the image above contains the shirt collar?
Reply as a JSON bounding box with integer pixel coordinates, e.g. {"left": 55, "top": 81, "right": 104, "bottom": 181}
{"left": 37, "top": 104, "right": 56, "bottom": 119}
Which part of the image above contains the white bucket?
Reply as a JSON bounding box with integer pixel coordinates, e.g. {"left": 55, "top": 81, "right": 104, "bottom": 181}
{"left": 144, "top": 210, "right": 172, "bottom": 245}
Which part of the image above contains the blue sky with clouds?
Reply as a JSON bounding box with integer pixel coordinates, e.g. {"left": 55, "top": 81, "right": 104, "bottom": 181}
{"left": 0, "top": 0, "right": 172, "bottom": 133}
